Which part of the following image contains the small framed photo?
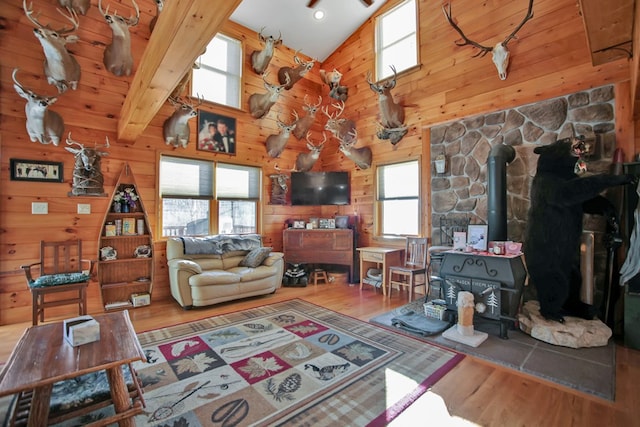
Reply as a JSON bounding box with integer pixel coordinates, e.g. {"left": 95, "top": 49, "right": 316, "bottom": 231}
{"left": 309, "top": 218, "right": 319, "bottom": 229}
{"left": 197, "top": 110, "right": 236, "bottom": 155}
{"left": 10, "top": 159, "right": 63, "bottom": 183}
{"left": 318, "top": 219, "right": 329, "bottom": 229}
{"left": 467, "top": 225, "right": 488, "bottom": 251}
{"left": 453, "top": 231, "right": 467, "bottom": 250}
{"left": 293, "top": 220, "right": 305, "bottom": 229}
{"left": 335, "top": 215, "right": 349, "bottom": 229}
{"left": 327, "top": 219, "right": 336, "bottom": 229}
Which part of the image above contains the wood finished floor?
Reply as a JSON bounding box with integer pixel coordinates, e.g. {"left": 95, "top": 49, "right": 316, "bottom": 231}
{"left": 1, "top": 281, "right": 639, "bottom": 426}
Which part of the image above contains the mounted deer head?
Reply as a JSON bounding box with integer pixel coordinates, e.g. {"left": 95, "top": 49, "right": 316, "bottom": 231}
{"left": 57, "top": 0, "right": 90, "bottom": 15}
{"left": 443, "top": 0, "right": 534, "bottom": 80}
{"left": 163, "top": 96, "right": 202, "bottom": 148}
{"left": 149, "top": 0, "right": 163, "bottom": 33}
{"left": 23, "top": 0, "right": 81, "bottom": 93}
{"left": 336, "top": 129, "right": 372, "bottom": 170}
{"left": 12, "top": 68, "right": 65, "bottom": 146}
{"left": 292, "top": 95, "right": 322, "bottom": 139}
{"left": 322, "top": 101, "right": 356, "bottom": 146}
{"left": 295, "top": 132, "right": 326, "bottom": 171}
{"left": 266, "top": 113, "right": 297, "bottom": 158}
{"left": 320, "top": 68, "right": 348, "bottom": 101}
{"left": 65, "top": 133, "right": 109, "bottom": 196}
{"left": 367, "top": 65, "right": 408, "bottom": 145}
{"left": 278, "top": 50, "right": 315, "bottom": 90}
{"left": 248, "top": 72, "right": 290, "bottom": 119}
{"left": 98, "top": 0, "right": 140, "bottom": 77}
{"left": 251, "top": 27, "right": 282, "bottom": 74}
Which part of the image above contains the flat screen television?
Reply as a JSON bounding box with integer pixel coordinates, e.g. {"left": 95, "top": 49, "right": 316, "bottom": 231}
{"left": 291, "top": 171, "right": 350, "bottom": 206}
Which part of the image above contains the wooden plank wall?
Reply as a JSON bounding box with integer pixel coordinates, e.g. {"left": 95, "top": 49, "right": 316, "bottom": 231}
{"left": 0, "top": 0, "right": 635, "bottom": 325}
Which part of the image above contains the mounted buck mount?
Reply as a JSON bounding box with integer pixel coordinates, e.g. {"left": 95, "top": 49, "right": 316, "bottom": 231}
{"left": 65, "top": 133, "right": 109, "bottom": 196}
{"left": 98, "top": 0, "right": 140, "bottom": 77}
{"left": 163, "top": 96, "right": 202, "bottom": 148}
{"left": 249, "top": 72, "right": 290, "bottom": 119}
{"left": 23, "top": 0, "right": 81, "bottom": 93}
{"left": 443, "top": 0, "right": 534, "bottom": 80}
{"left": 323, "top": 102, "right": 371, "bottom": 170}
{"left": 295, "top": 132, "right": 326, "bottom": 172}
{"left": 292, "top": 95, "right": 322, "bottom": 140}
{"left": 251, "top": 28, "right": 282, "bottom": 75}
{"left": 367, "top": 65, "right": 407, "bottom": 146}
{"left": 57, "top": 0, "right": 91, "bottom": 15}
{"left": 266, "top": 113, "right": 297, "bottom": 158}
{"left": 278, "top": 51, "right": 315, "bottom": 90}
{"left": 12, "top": 68, "right": 65, "bottom": 146}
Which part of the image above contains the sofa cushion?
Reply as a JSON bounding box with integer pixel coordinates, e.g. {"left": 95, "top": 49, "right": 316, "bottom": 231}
{"left": 229, "top": 265, "right": 278, "bottom": 282}
{"left": 189, "top": 270, "right": 241, "bottom": 287}
{"left": 239, "top": 247, "right": 273, "bottom": 268}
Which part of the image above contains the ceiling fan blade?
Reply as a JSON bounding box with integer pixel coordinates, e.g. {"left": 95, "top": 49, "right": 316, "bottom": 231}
{"left": 307, "top": 0, "right": 320, "bottom": 8}
{"left": 361, "top": 0, "right": 373, "bottom": 5}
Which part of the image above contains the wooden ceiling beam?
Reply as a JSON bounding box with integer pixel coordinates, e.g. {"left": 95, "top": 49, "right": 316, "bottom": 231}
{"left": 117, "top": 0, "right": 242, "bottom": 143}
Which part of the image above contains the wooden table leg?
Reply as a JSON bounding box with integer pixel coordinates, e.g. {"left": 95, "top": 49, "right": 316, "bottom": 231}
{"left": 106, "top": 367, "right": 135, "bottom": 427}
{"left": 29, "top": 384, "right": 52, "bottom": 427}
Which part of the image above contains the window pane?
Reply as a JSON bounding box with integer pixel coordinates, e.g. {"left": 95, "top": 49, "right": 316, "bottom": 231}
{"left": 380, "top": 0, "right": 416, "bottom": 47}
{"left": 376, "top": 0, "right": 417, "bottom": 79}
{"left": 379, "top": 161, "right": 419, "bottom": 199}
{"left": 192, "top": 34, "right": 242, "bottom": 108}
{"left": 382, "top": 200, "right": 419, "bottom": 235}
{"left": 219, "top": 200, "right": 256, "bottom": 234}
{"left": 380, "top": 37, "right": 418, "bottom": 79}
{"left": 217, "top": 164, "right": 261, "bottom": 199}
{"left": 160, "top": 156, "right": 213, "bottom": 197}
{"left": 162, "top": 198, "right": 210, "bottom": 237}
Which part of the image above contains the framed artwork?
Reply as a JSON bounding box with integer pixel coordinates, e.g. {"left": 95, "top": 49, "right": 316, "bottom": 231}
{"left": 10, "top": 159, "right": 63, "bottom": 183}
{"left": 197, "top": 110, "right": 237, "bottom": 155}
{"left": 309, "top": 218, "right": 319, "bottom": 229}
{"left": 453, "top": 231, "right": 467, "bottom": 250}
{"left": 467, "top": 224, "right": 488, "bottom": 251}
{"left": 293, "top": 220, "right": 306, "bottom": 229}
{"left": 335, "top": 215, "right": 349, "bottom": 229}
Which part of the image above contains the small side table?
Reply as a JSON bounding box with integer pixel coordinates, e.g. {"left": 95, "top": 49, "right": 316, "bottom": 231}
{"left": 357, "top": 247, "right": 404, "bottom": 296}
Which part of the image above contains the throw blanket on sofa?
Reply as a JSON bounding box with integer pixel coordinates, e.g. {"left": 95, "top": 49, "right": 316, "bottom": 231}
{"left": 180, "top": 234, "right": 262, "bottom": 255}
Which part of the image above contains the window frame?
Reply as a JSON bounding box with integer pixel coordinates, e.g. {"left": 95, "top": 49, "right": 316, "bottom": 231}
{"left": 191, "top": 32, "right": 244, "bottom": 109}
{"left": 374, "top": 158, "right": 422, "bottom": 239}
{"left": 374, "top": 0, "right": 420, "bottom": 81}
{"left": 158, "top": 154, "right": 262, "bottom": 238}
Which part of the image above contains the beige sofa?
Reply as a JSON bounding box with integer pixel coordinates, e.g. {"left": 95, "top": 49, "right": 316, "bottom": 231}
{"left": 166, "top": 234, "right": 284, "bottom": 309}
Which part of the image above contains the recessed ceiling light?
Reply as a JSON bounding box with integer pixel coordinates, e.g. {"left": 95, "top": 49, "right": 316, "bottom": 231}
{"left": 313, "top": 9, "right": 325, "bottom": 21}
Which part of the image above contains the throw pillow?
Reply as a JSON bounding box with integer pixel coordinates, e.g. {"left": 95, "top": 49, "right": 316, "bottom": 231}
{"left": 30, "top": 272, "right": 91, "bottom": 288}
{"left": 239, "top": 247, "right": 272, "bottom": 268}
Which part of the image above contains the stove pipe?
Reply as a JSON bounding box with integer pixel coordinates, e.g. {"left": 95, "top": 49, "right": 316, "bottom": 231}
{"left": 487, "top": 144, "right": 516, "bottom": 242}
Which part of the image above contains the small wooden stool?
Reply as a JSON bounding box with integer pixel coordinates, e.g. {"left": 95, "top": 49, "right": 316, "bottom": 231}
{"left": 312, "top": 269, "right": 329, "bottom": 286}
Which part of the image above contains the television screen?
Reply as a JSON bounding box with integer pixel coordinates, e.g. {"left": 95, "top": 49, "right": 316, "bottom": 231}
{"left": 291, "top": 171, "right": 350, "bottom": 206}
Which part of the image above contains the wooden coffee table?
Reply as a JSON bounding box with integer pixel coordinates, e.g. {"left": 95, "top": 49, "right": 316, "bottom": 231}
{"left": 0, "top": 310, "right": 146, "bottom": 426}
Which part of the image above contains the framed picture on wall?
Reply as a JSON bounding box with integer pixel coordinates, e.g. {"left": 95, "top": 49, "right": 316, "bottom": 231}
{"left": 467, "top": 224, "right": 488, "bottom": 251}
{"left": 10, "top": 159, "right": 63, "bottom": 183}
{"left": 197, "top": 110, "right": 237, "bottom": 155}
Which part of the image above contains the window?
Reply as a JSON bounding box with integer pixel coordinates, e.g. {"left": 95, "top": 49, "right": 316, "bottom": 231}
{"left": 377, "top": 160, "right": 420, "bottom": 236}
{"left": 191, "top": 33, "right": 242, "bottom": 108}
{"left": 160, "top": 156, "right": 260, "bottom": 237}
{"left": 375, "top": 0, "right": 418, "bottom": 81}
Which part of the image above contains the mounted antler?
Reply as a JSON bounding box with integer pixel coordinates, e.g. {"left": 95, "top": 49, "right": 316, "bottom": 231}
{"left": 336, "top": 129, "right": 372, "bottom": 170}
{"left": 367, "top": 65, "right": 408, "bottom": 145}
{"left": 23, "top": 0, "right": 81, "bottom": 92}
{"left": 163, "top": 96, "right": 203, "bottom": 148}
{"left": 322, "top": 101, "right": 356, "bottom": 146}
{"left": 442, "top": 0, "right": 534, "bottom": 80}
{"left": 65, "top": 132, "right": 109, "bottom": 196}
{"left": 292, "top": 95, "right": 322, "bottom": 139}
{"left": 98, "top": 0, "right": 140, "bottom": 76}
{"left": 248, "top": 72, "right": 290, "bottom": 119}
{"left": 295, "top": 132, "right": 326, "bottom": 172}
{"left": 251, "top": 27, "right": 282, "bottom": 74}
{"left": 278, "top": 50, "right": 315, "bottom": 90}
{"left": 265, "top": 113, "right": 297, "bottom": 158}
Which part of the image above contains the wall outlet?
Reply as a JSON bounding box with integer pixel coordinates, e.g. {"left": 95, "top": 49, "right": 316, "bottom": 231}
{"left": 77, "top": 204, "right": 91, "bottom": 214}
{"left": 32, "top": 202, "right": 48, "bottom": 215}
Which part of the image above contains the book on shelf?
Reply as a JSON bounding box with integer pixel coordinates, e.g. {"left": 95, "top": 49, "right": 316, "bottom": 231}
{"left": 122, "top": 217, "right": 136, "bottom": 235}
{"left": 105, "top": 301, "right": 132, "bottom": 310}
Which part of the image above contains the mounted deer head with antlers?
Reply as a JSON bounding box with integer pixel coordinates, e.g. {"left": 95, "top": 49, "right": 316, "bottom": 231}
{"left": 278, "top": 50, "right": 315, "bottom": 90}
{"left": 292, "top": 95, "right": 322, "bottom": 140}
{"left": 322, "top": 101, "right": 356, "bottom": 146}
{"left": 65, "top": 133, "right": 109, "bottom": 196}
{"left": 23, "top": 0, "right": 81, "bottom": 93}
{"left": 295, "top": 132, "right": 326, "bottom": 172}
{"left": 251, "top": 27, "right": 282, "bottom": 74}
{"left": 12, "top": 68, "right": 65, "bottom": 146}
{"left": 163, "top": 96, "right": 202, "bottom": 148}
{"left": 443, "top": 0, "right": 534, "bottom": 80}
{"left": 367, "top": 65, "right": 408, "bottom": 145}
{"left": 57, "top": 0, "right": 90, "bottom": 15}
{"left": 336, "top": 129, "right": 372, "bottom": 170}
{"left": 266, "top": 113, "right": 297, "bottom": 158}
{"left": 249, "top": 72, "right": 290, "bottom": 119}
{"left": 98, "top": 0, "right": 140, "bottom": 77}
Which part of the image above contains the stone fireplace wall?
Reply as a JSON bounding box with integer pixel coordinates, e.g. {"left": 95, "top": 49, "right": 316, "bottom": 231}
{"left": 430, "top": 85, "right": 617, "bottom": 245}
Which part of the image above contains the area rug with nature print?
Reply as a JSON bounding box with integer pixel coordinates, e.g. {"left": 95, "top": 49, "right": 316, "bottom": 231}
{"left": 53, "top": 299, "right": 464, "bottom": 426}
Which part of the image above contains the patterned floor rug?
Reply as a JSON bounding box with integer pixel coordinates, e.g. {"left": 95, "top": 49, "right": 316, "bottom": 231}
{"left": 371, "top": 298, "right": 616, "bottom": 401}
{"left": 45, "top": 299, "right": 463, "bottom": 426}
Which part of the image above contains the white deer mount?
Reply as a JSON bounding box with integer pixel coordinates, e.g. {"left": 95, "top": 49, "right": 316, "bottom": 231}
{"left": 443, "top": 0, "right": 534, "bottom": 80}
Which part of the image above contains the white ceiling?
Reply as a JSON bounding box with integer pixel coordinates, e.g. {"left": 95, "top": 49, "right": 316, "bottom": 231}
{"left": 230, "top": 0, "right": 386, "bottom": 62}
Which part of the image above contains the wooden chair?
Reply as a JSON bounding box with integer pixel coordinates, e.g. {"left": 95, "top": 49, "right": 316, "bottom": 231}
{"left": 388, "top": 237, "right": 428, "bottom": 302}
{"left": 21, "top": 240, "right": 94, "bottom": 325}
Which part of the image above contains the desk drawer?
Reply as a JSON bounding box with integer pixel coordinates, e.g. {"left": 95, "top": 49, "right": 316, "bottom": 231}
{"left": 361, "top": 251, "right": 384, "bottom": 262}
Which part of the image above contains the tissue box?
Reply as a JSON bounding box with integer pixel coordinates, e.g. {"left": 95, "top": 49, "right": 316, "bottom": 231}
{"left": 64, "top": 315, "right": 100, "bottom": 346}
{"left": 131, "top": 293, "right": 150, "bottom": 307}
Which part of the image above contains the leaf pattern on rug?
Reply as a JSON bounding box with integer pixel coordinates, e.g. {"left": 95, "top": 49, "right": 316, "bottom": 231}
{"left": 239, "top": 356, "right": 284, "bottom": 378}
{"left": 284, "top": 342, "right": 312, "bottom": 360}
{"left": 289, "top": 324, "right": 321, "bottom": 335}
{"left": 171, "top": 340, "right": 200, "bottom": 357}
{"left": 337, "top": 343, "right": 376, "bottom": 362}
{"left": 174, "top": 353, "right": 218, "bottom": 375}
{"left": 265, "top": 373, "right": 302, "bottom": 402}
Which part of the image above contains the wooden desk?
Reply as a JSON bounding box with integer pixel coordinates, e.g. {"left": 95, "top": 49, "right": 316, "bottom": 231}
{"left": 0, "top": 310, "right": 145, "bottom": 427}
{"left": 357, "top": 247, "right": 404, "bottom": 296}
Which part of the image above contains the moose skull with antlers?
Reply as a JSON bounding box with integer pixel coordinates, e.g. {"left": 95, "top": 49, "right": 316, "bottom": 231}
{"left": 65, "top": 133, "right": 109, "bottom": 196}
{"left": 98, "top": 0, "right": 140, "bottom": 77}
{"left": 443, "top": 0, "right": 534, "bottom": 80}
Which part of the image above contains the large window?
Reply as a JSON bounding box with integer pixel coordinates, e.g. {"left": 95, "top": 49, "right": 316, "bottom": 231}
{"left": 160, "top": 156, "right": 260, "bottom": 237}
{"left": 191, "top": 33, "right": 242, "bottom": 108}
{"left": 377, "top": 160, "right": 420, "bottom": 236}
{"left": 375, "top": 0, "right": 418, "bottom": 81}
